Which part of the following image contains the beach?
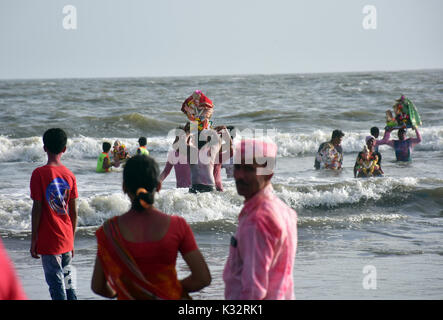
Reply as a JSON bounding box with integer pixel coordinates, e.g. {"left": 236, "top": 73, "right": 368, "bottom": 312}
{"left": 1, "top": 70, "right": 443, "bottom": 299}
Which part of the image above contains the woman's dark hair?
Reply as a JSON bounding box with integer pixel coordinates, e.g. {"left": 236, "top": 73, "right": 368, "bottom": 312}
{"left": 123, "top": 155, "right": 160, "bottom": 211}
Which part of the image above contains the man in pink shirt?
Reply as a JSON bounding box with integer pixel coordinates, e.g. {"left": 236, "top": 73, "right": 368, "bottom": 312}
{"left": 223, "top": 139, "right": 298, "bottom": 300}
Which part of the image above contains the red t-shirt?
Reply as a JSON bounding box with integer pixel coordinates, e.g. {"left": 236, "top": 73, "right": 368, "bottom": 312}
{"left": 30, "top": 165, "right": 78, "bottom": 255}
{"left": 0, "top": 240, "right": 27, "bottom": 300}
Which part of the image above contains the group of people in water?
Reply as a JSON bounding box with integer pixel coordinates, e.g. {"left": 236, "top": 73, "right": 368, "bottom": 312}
{"left": 315, "top": 125, "right": 422, "bottom": 178}
{"left": 315, "top": 94, "right": 423, "bottom": 177}
{"left": 0, "top": 90, "right": 423, "bottom": 301}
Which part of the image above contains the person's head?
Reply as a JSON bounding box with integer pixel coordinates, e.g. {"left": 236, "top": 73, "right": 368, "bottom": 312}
{"left": 331, "top": 130, "right": 345, "bottom": 146}
{"left": 123, "top": 155, "right": 161, "bottom": 212}
{"left": 43, "top": 128, "right": 67, "bottom": 155}
{"left": 102, "top": 142, "right": 112, "bottom": 153}
{"left": 233, "top": 139, "right": 277, "bottom": 201}
{"left": 113, "top": 140, "right": 121, "bottom": 148}
{"left": 398, "top": 128, "right": 406, "bottom": 141}
{"left": 370, "top": 127, "right": 379, "bottom": 138}
{"left": 138, "top": 137, "right": 147, "bottom": 147}
{"left": 365, "top": 135, "right": 375, "bottom": 151}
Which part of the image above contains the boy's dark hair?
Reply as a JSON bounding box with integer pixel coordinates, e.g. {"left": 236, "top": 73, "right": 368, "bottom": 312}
{"left": 370, "top": 127, "right": 379, "bottom": 138}
{"left": 123, "top": 155, "right": 160, "bottom": 211}
{"left": 43, "top": 128, "right": 67, "bottom": 154}
{"left": 102, "top": 142, "right": 111, "bottom": 153}
{"left": 138, "top": 137, "right": 147, "bottom": 146}
{"left": 331, "top": 129, "right": 345, "bottom": 140}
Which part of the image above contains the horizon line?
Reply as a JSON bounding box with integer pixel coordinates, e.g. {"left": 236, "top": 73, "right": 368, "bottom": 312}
{"left": 1, "top": 67, "right": 442, "bottom": 82}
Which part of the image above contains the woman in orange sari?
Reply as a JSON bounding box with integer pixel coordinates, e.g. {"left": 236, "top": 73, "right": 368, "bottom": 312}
{"left": 91, "top": 155, "right": 211, "bottom": 299}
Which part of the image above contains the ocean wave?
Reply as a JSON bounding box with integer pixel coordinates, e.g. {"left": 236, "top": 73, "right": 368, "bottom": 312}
{"left": 274, "top": 176, "right": 420, "bottom": 210}
{"left": 2, "top": 176, "right": 442, "bottom": 233}
{"left": 0, "top": 134, "right": 173, "bottom": 162}
{"left": 102, "top": 113, "right": 177, "bottom": 132}
{"left": 1, "top": 125, "right": 442, "bottom": 162}
{"left": 298, "top": 213, "right": 407, "bottom": 229}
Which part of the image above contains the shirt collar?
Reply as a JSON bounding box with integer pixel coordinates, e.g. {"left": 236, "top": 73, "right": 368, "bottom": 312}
{"left": 239, "top": 183, "right": 274, "bottom": 219}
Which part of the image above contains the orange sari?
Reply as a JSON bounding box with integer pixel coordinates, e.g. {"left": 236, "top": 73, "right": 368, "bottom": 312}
{"left": 96, "top": 217, "right": 185, "bottom": 300}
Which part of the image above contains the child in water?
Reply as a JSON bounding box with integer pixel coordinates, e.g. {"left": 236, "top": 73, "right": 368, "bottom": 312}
{"left": 96, "top": 142, "right": 115, "bottom": 173}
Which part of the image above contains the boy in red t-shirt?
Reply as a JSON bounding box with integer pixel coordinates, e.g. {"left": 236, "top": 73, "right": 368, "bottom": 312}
{"left": 30, "top": 128, "right": 78, "bottom": 300}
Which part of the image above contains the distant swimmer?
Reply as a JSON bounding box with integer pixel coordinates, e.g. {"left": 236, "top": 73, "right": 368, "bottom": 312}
{"left": 378, "top": 126, "right": 422, "bottom": 162}
{"left": 314, "top": 129, "right": 345, "bottom": 170}
{"left": 96, "top": 142, "right": 115, "bottom": 173}
{"left": 136, "top": 137, "right": 149, "bottom": 156}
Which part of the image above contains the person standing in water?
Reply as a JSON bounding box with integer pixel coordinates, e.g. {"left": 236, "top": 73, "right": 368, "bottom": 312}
{"left": 378, "top": 126, "right": 422, "bottom": 161}
{"left": 314, "top": 129, "right": 345, "bottom": 170}
{"left": 159, "top": 125, "right": 191, "bottom": 188}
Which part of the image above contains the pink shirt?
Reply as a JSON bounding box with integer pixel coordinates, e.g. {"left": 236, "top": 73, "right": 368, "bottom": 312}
{"left": 223, "top": 184, "right": 298, "bottom": 300}
{"left": 159, "top": 150, "right": 191, "bottom": 188}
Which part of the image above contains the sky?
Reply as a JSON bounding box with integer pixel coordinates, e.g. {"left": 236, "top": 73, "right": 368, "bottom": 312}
{"left": 1, "top": 0, "right": 442, "bottom": 79}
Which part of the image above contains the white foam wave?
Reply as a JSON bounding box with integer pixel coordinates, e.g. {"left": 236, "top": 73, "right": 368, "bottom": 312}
{"left": 1, "top": 126, "right": 441, "bottom": 162}
{"left": 298, "top": 212, "right": 406, "bottom": 228}
{"left": 0, "top": 177, "right": 419, "bottom": 232}
{"left": 275, "top": 176, "right": 418, "bottom": 209}
{"left": 0, "top": 135, "right": 174, "bottom": 162}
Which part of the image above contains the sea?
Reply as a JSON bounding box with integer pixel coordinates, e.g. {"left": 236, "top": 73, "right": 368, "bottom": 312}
{"left": 1, "top": 69, "right": 442, "bottom": 300}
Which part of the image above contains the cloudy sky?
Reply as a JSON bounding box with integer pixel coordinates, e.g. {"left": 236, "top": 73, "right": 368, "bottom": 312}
{"left": 1, "top": 0, "right": 442, "bottom": 79}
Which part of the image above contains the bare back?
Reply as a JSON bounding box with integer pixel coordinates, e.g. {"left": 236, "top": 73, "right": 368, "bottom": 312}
{"left": 117, "top": 208, "right": 171, "bottom": 243}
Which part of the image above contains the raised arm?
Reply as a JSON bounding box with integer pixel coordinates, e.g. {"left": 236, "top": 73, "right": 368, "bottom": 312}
{"left": 377, "top": 128, "right": 395, "bottom": 148}
{"left": 410, "top": 127, "right": 422, "bottom": 147}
